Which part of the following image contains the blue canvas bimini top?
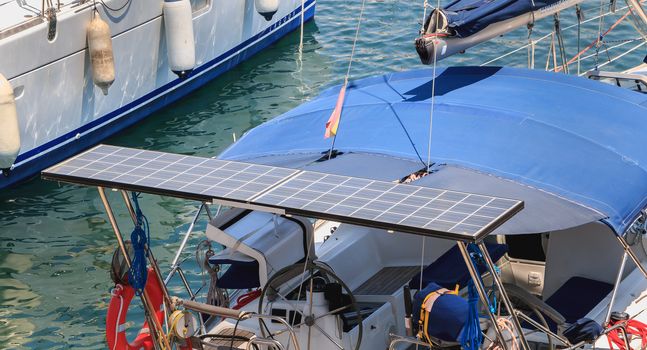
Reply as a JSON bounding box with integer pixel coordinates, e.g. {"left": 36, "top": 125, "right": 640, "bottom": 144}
{"left": 220, "top": 66, "right": 647, "bottom": 235}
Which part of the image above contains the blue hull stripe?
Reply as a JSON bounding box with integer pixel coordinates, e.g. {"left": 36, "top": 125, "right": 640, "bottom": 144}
{"left": 2, "top": 1, "right": 315, "bottom": 189}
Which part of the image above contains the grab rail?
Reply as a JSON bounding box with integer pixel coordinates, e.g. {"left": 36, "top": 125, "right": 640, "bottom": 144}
{"left": 175, "top": 298, "right": 301, "bottom": 350}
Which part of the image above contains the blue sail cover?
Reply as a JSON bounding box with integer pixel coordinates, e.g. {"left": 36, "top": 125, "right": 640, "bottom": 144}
{"left": 220, "top": 67, "right": 647, "bottom": 235}
{"left": 442, "top": 0, "right": 561, "bottom": 37}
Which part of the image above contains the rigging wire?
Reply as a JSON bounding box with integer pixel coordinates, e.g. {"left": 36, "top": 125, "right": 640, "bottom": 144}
{"left": 326, "top": 0, "right": 368, "bottom": 159}
{"left": 93, "top": 0, "right": 132, "bottom": 13}
{"left": 425, "top": 0, "right": 442, "bottom": 173}
{"left": 595, "top": 0, "right": 607, "bottom": 68}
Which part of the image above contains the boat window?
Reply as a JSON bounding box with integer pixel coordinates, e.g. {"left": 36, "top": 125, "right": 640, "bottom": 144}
{"left": 505, "top": 233, "right": 547, "bottom": 262}
{"left": 191, "top": 0, "right": 210, "bottom": 14}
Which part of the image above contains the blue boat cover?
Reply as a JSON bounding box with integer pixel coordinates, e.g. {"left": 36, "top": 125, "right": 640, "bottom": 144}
{"left": 441, "top": 0, "right": 561, "bottom": 37}
{"left": 220, "top": 66, "right": 647, "bottom": 235}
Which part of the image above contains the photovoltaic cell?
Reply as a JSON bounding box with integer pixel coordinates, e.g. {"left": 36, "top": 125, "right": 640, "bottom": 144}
{"left": 42, "top": 144, "right": 523, "bottom": 241}
{"left": 43, "top": 144, "right": 299, "bottom": 202}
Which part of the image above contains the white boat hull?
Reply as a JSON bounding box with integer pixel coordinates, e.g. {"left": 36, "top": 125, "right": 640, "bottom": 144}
{"left": 0, "top": 0, "right": 315, "bottom": 188}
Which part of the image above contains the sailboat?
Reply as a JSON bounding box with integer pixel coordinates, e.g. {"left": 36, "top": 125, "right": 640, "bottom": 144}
{"left": 40, "top": 0, "right": 647, "bottom": 349}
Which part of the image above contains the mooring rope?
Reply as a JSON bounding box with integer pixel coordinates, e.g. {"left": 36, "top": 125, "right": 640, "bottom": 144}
{"left": 128, "top": 192, "right": 150, "bottom": 296}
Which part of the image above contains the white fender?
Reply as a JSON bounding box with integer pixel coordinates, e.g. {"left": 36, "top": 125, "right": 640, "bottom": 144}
{"left": 163, "top": 0, "right": 195, "bottom": 79}
{"left": 87, "top": 11, "right": 115, "bottom": 95}
{"left": 255, "top": 0, "right": 278, "bottom": 21}
{"left": 0, "top": 74, "right": 20, "bottom": 173}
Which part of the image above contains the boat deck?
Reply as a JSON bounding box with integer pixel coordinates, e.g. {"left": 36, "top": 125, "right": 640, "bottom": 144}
{"left": 354, "top": 266, "right": 419, "bottom": 296}
{"left": 0, "top": 0, "right": 84, "bottom": 39}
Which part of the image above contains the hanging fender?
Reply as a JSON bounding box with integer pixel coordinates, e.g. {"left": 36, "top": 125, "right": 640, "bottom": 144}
{"left": 106, "top": 268, "right": 190, "bottom": 350}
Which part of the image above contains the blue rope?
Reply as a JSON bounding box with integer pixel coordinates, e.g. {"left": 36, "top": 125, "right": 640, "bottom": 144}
{"left": 128, "top": 192, "right": 149, "bottom": 296}
{"left": 460, "top": 243, "right": 484, "bottom": 350}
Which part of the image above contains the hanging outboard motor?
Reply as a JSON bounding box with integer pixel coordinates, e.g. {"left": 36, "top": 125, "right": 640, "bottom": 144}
{"left": 87, "top": 10, "right": 115, "bottom": 95}
{"left": 255, "top": 0, "right": 279, "bottom": 21}
{"left": 415, "top": 9, "right": 452, "bottom": 65}
{"left": 0, "top": 73, "right": 20, "bottom": 176}
{"left": 163, "top": 0, "right": 196, "bottom": 79}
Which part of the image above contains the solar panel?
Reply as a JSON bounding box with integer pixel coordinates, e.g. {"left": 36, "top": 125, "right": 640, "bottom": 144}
{"left": 44, "top": 144, "right": 298, "bottom": 202}
{"left": 43, "top": 145, "right": 523, "bottom": 241}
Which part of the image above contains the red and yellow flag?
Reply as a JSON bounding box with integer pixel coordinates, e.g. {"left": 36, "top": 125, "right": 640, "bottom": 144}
{"left": 324, "top": 85, "right": 347, "bottom": 139}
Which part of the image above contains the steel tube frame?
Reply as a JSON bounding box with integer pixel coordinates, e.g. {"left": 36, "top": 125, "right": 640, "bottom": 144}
{"left": 514, "top": 311, "right": 570, "bottom": 346}
{"left": 169, "top": 203, "right": 205, "bottom": 270}
{"left": 120, "top": 190, "right": 174, "bottom": 312}
{"left": 457, "top": 241, "right": 510, "bottom": 350}
{"left": 477, "top": 242, "right": 531, "bottom": 350}
{"left": 98, "top": 187, "right": 172, "bottom": 350}
{"left": 616, "top": 235, "right": 647, "bottom": 279}
{"left": 606, "top": 251, "right": 628, "bottom": 323}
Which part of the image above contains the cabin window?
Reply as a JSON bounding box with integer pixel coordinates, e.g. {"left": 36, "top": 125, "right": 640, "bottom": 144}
{"left": 505, "top": 233, "right": 547, "bottom": 262}
{"left": 191, "top": 0, "right": 210, "bottom": 13}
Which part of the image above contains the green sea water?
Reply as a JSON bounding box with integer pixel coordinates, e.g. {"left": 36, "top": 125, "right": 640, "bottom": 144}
{"left": 0, "top": 0, "right": 644, "bottom": 348}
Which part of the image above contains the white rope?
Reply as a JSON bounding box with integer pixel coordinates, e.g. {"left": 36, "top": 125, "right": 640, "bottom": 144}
{"left": 111, "top": 285, "right": 125, "bottom": 350}
{"left": 421, "top": 0, "right": 429, "bottom": 33}
{"left": 590, "top": 40, "right": 646, "bottom": 71}
{"left": 480, "top": 3, "right": 634, "bottom": 66}
{"left": 486, "top": 318, "right": 520, "bottom": 350}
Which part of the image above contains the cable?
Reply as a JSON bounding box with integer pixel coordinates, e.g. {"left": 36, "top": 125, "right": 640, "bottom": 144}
{"left": 229, "top": 313, "right": 245, "bottom": 350}
{"left": 93, "top": 0, "right": 131, "bottom": 14}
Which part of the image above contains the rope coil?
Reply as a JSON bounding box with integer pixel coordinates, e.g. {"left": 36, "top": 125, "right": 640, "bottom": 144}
{"left": 128, "top": 192, "right": 150, "bottom": 296}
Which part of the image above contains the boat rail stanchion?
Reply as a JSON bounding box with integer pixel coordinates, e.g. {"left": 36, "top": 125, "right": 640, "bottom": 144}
{"left": 98, "top": 187, "right": 173, "bottom": 350}
{"left": 605, "top": 251, "right": 628, "bottom": 323}
{"left": 176, "top": 298, "right": 301, "bottom": 350}
{"left": 477, "top": 242, "right": 531, "bottom": 350}
{"left": 457, "top": 241, "right": 510, "bottom": 350}
{"left": 247, "top": 337, "right": 285, "bottom": 350}
{"left": 120, "top": 190, "right": 174, "bottom": 312}
{"left": 165, "top": 203, "right": 205, "bottom": 284}
{"left": 616, "top": 234, "right": 647, "bottom": 279}
{"left": 513, "top": 311, "right": 570, "bottom": 346}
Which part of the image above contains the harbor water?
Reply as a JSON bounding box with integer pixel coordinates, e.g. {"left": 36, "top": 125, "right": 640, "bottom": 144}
{"left": 0, "top": 0, "right": 643, "bottom": 348}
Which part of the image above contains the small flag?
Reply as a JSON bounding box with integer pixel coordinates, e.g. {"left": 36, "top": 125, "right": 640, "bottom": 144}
{"left": 324, "top": 85, "right": 347, "bottom": 139}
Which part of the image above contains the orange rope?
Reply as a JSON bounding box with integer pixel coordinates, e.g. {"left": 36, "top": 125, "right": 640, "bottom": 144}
{"left": 554, "top": 9, "right": 633, "bottom": 72}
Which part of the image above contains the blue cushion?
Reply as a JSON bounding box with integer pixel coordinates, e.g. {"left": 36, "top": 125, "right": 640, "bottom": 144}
{"left": 409, "top": 243, "right": 508, "bottom": 290}
{"left": 562, "top": 318, "right": 603, "bottom": 344}
{"left": 545, "top": 277, "right": 613, "bottom": 323}
{"left": 212, "top": 259, "right": 260, "bottom": 289}
{"left": 412, "top": 282, "right": 468, "bottom": 342}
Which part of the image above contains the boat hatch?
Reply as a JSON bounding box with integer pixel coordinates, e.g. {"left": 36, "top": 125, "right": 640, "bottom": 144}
{"left": 42, "top": 144, "right": 524, "bottom": 242}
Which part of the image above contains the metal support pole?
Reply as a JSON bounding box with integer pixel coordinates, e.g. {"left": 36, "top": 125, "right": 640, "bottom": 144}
{"left": 515, "top": 312, "right": 567, "bottom": 345}
{"left": 606, "top": 251, "right": 628, "bottom": 323}
{"left": 457, "top": 241, "right": 509, "bottom": 350}
{"left": 616, "top": 235, "right": 647, "bottom": 279}
{"left": 99, "top": 188, "right": 131, "bottom": 268}
{"left": 514, "top": 311, "right": 570, "bottom": 346}
{"left": 120, "top": 190, "right": 174, "bottom": 312}
{"left": 478, "top": 242, "right": 531, "bottom": 350}
{"left": 169, "top": 203, "right": 204, "bottom": 270}
{"left": 98, "top": 187, "right": 172, "bottom": 350}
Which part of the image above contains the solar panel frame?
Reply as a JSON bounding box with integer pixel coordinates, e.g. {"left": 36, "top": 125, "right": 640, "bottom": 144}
{"left": 42, "top": 144, "right": 524, "bottom": 242}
